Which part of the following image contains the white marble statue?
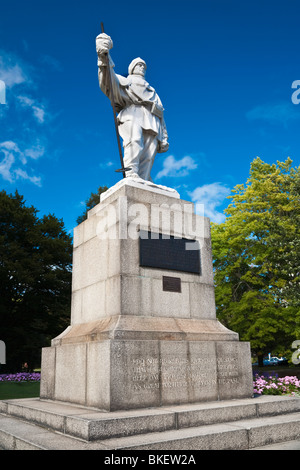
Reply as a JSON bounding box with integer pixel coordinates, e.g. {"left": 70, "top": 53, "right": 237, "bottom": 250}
{"left": 96, "top": 33, "right": 169, "bottom": 181}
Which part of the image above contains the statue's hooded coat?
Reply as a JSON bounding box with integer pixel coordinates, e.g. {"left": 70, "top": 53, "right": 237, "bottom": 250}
{"left": 98, "top": 55, "right": 168, "bottom": 146}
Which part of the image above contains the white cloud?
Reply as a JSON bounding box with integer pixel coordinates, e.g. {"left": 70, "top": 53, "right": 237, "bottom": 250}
{"left": 24, "top": 145, "right": 45, "bottom": 160}
{"left": 0, "top": 141, "right": 22, "bottom": 153}
{"left": 99, "top": 160, "right": 114, "bottom": 169}
{"left": 156, "top": 155, "right": 198, "bottom": 179}
{"left": 246, "top": 102, "right": 300, "bottom": 126}
{"left": 0, "top": 63, "right": 26, "bottom": 87}
{"left": 0, "top": 53, "right": 28, "bottom": 87}
{"left": 14, "top": 168, "right": 42, "bottom": 187}
{"left": 0, "top": 141, "right": 22, "bottom": 181}
{"left": 189, "top": 182, "right": 230, "bottom": 224}
{"left": 0, "top": 50, "right": 51, "bottom": 187}
{"left": 0, "top": 53, "right": 48, "bottom": 125}
{"left": 0, "top": 150, "right": 15, "bottom": 182}
{"left": 32, "top": 106, "right": 45, "bottom": 123}
{"left": 17, "top": 95, "right": 34, "bottom": 106}
{"left": 17, "top": 95, "right": 46, "bottom": 123}
{"left": 0, "top": 140, "right": 42, "bottom": 186}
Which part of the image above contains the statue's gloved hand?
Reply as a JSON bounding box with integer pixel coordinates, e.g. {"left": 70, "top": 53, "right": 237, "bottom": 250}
{"left": 157, "top": 140, "right": 169, "bottom": 153}
{"left": 157, "top": 119, "right": 169, "bottom": 153}
{"left": 96, "top": 33, "right": 113, "bottom": 55}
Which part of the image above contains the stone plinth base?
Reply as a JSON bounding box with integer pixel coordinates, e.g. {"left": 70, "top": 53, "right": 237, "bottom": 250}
{"left": 40, "top": 179, "right": 253, "bottom": 411}
{"left": 41, "top": 325, "right": 253, "bottom": 411}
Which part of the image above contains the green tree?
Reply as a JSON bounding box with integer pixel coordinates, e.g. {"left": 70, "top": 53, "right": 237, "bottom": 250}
{"left": 0, "top": 190, "right": 72, "bottom": 371}
{"left": 76, "top": 186, "right": 108, "bottom": 225}
{"left": 211, "top": 158, "right": 300, "bottom": 365}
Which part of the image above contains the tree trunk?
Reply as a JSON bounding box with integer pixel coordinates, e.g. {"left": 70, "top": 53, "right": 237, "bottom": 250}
{"left": 257, "top": 353, "right": 264, "bottom": 367}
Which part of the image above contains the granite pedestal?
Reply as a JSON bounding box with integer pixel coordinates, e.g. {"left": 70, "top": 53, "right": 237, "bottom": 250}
{"left": 40, "top": 178, "right": 253, "bottom": 411}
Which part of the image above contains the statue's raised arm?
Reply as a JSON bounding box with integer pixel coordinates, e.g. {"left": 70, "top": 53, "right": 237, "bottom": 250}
{"left": 96, "top": 32, "right": 169, "bottom": 181}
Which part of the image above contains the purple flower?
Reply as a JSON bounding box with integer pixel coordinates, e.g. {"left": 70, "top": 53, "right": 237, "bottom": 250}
{"left": 0, "top": 372, "right": 41, "bottom": 382}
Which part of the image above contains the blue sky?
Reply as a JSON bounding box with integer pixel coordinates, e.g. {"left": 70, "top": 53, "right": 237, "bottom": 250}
{"left": 0, "top": 0, "right": 300, "bottom": 233}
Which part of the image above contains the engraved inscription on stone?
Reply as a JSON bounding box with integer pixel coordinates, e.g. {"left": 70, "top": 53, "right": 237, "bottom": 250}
{"left": 217, "top": 356, "right": 240, "bottom": 385}
{"left": 162, "top": 276, "right": 181, "bottom": 293}
{"left": 139, "top": 230, "right": 201, "bottom": 274}
{"left": 129, "top": 354, "right": 241, "bottom": 392}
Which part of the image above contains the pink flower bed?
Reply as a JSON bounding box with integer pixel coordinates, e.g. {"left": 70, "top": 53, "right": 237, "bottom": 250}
{"left": 253, "top": 374, "right": 300, "bottom": 396}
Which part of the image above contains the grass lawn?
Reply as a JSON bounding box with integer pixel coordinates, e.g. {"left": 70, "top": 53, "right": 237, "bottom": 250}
{"left": 0, "top": 382, "right": 40, "bottom": 400}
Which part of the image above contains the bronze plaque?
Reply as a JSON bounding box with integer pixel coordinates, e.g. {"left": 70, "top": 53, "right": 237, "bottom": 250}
{"left": 163, "top": 276, "right": 181, "bottom": 293}
{"left": 139, "top": 230, "right": 201, "bottom": 274}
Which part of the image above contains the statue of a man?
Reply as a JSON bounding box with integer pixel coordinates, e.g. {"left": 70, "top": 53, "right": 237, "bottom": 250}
{"left": 96, "top": 33, "right": 169, "bottom": 181}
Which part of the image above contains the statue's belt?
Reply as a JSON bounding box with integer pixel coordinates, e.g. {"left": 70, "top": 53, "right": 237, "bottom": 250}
{"left": 130, "top": 102, "right": 163, "bottom": 119}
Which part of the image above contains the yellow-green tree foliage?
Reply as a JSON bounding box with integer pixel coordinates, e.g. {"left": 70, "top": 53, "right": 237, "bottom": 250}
{"left": 211, "top": 158, "right": 300, "bottom": 363}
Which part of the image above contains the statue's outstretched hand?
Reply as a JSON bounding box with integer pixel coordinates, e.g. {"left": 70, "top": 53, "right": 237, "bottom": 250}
{"left": 96, "top": 33, "right": 113, "bottom": 56}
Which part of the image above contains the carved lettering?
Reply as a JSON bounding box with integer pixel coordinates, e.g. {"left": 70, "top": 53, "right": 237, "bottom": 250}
{"left": 129, "top": 354, "right": 241, "bottom": 391}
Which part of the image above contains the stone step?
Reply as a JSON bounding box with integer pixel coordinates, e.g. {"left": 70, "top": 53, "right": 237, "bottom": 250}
{"left": 0, "top": 414, "right": 107, "bottom": 450}
{"left": 1, "top": 409, "right": 300, "bottom": 450}
{"left": 253, "top": 439, "right": 300, "bottom": 450}
{"left": 1, "top": 395, "right": 300, "bottom": 450}
{"left": 92, "top": 411, "right": 300, "bottom": 450}
{"left": 1, "top": 395, "right": 300, "bottom": 442}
